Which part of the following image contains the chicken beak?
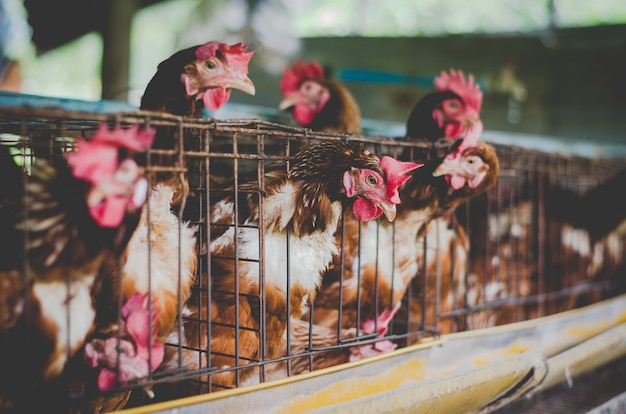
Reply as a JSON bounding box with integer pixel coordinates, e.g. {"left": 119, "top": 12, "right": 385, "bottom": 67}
{"left": 466, "top": 111, "right": 480, "bottom": 127}
{"left": 380, "top": 202, "right": 397, "bottom": 222}
{"left": 227, "top": 75, "right": 256, "bottom": 96}
{"left": 432, "top": 161, "right": 454, "bottom": 177}
{"left": 278, "top": 94, "right": 299, "bottom": 111}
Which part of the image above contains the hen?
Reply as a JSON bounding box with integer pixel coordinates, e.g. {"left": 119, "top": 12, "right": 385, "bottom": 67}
{"left": 462, "top": 165, "right": 626, "bottom": 331}
{"left": 548, "top": 168, "right": 626, "bottom": 309}
{"left": 140, "top": 41, "right": 256, "bottom": 203}
{"left": 279, "top": 60, "right": 362, "bottom": 135}
{"left": 159, "top": 140, "right": 418, "bottom": 391}
{"left": 287, "top": 303, "right": 400, "bottom": 375}
{"left": 81, "top": 41, "right": 257, "bottom": 406}
{"left": 409, "top": 138, "right": 500, "bottom": 335}
{"left": 405, "top": 68, "right": 482, "bottom": 142}
{"left": 140, "top": 41, "right": 255, "bottom": 117}
{"left": 401, "top": 68, "right": 483, "bottom": 163}
{"left": 85, "top": 292, "right": 165, "bottom": 392}
{"left": 310, "top": 67, "right": 495, "bottom": 339}
{"left": 403, "top": 71, "right": 495, "bottom": 333}
{"left": 119, "top": 41, "right": 255, "bottom": 344}
{"left": 311, "top": 123, "right": 497, "bottom": 334}
{"left": 399, "top": 70, "right": 494, "bottom": 335}
{"left": 0, "top": 124, "right": 154, "bottom": 409}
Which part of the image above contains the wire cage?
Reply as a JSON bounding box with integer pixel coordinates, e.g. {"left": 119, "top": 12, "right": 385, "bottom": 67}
{"left": 1, "top": 104, "right": 625, "bottom": 411}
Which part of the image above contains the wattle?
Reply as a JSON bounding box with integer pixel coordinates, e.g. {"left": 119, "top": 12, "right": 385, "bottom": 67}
{"left": 203, "top": 87, "right": 232, "bottom": 111}
{"left": 444, "top": 122, "right": 466, "bottom": 139}
{"left": 97, "top": 368, "right": 118, "bottom": 391}
{"left": 352, "top": 197, "right": 382, "bottom": 222}
{"left": 450, "top": 174, "right": 466, "bottom": 190}
{"left": 293, "top": 104, "right": 315, "bottom": 126}
{"left": 89, "top": 194, "right": 128, "bottom": 228}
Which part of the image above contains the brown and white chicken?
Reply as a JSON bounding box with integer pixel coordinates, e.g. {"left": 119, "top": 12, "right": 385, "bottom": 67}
{"left": 120, "top": 41, "right": 256, "bottom": 341}
{"left": 310, "top": 128, "right": 498, "bottom": 333}
{"left": 408, "top": 137, "right": 500, "bottom": 336}
{"left": 160, "top": 140, "right": 418, "bottom": 391}
{"left": 0, "top": 124, "right": 154, "bottom": 409}
{"left": 140, "top": 40, "right": 256, "bottom": 204}
{"left": 72, "top": 42, "right": 256, "bottom": 407}
{"left": 310, "top": 74, "right": 497, "bottom": 339}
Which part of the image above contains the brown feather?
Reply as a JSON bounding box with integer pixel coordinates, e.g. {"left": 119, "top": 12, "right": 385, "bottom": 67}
{"left": 155, "top": 140, "right": 392, "bottom": 391}
{"left": 310, "top": 142, "right": 499, "bottom": 337}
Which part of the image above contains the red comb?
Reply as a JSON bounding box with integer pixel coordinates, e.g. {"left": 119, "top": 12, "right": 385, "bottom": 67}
{"left": 360, "top": 302, "right": 401, "bottom": 336}
{"left": 448, "top": 120, "right": 484, "bottom": 160}
{"left": 92, "top": 123, "right": 155, "bottom": 151}
{"left": 434, "top": 69, "right": 483, "bottom": 114}
{"left": 349, "top": 302, "right": 400, "bottom": 361}
{"left": 280, "top": 60, "right": 325, "bottom": 95}
{"left": 67, "top": 123, "right": 154, "bottom": 184}
{"left": 123, "top": 292, "right": 160, "bottom": 348}
{"left": 121, "top": 291, "right": 149, "bottom": 319}
{"left": 87, "top": 291, "right": 164, "bottom": 391}
{"left": 195, "top": 41, "right": 254, "bottom": 75}
{"left": 380, "top": 156, "right": 423, "bottom": 204}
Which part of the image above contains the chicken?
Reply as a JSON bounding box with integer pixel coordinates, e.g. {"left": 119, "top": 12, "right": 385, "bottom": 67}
{"left": 310, "top": 120, "right": 498, "bottom": 340}
{"left": 467, "top": 167, "right": 626, "bottom": 329}
{"left": 544, "top": 169, "right": 626, "bottom": 312}
{"left": 120, "top": 40, "right": 255, "bottom": 345}
{"left": 405, "top": 69, "right": 482, "bottom": 142}
{"left": 140, "top": 41, "right": 255, "bottom": 117}
{"left": 0, "top": 124, "right": 154, "bottom": 409}
{"left": 397, "top": 69, "right": 493, "bottom": 335}
{"left": 431, "top": 126, "right": 499, "bottom": 215}
{"left": 139, "top": 41, "right": 256, "bottom": 204}
{"left": 160, "top": 140, "right": 418, "bottom": 391}
{"left": 61, "top": 175, "right": 197, "bottom": 413}
{"left": 120, "top": 183, "right": 198, "bottom": 341}
{"left": 279, "top": 60, "right": 362, "bottom": 135}
{"left": 408, "top": 139, "right": 500, "bottom": 335}
{"left": 303, "top": 69, "right": 486, "bottom": 340}
{"left": 61, "top": 182, "right": 197, "bottom": 413}
{"left": 84, "top": 292, "right": 165, "bottom": 392}
{"left": 402, "top": 68, "right": 483, "bottom": 163}
{"left": 207, "top": 141, "right": 418, "bottom": 388}
{"left": 287, "top": 303, "right": 400, "bottom": 375}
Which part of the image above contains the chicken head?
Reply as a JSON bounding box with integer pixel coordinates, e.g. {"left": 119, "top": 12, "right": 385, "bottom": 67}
{"left": 346, "top": 156, "right": 422, "bottom": 222}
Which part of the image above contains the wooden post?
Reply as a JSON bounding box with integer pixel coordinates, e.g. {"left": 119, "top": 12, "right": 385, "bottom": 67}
{"left": 101, "top": 0, "right": 139, "bottom": 102}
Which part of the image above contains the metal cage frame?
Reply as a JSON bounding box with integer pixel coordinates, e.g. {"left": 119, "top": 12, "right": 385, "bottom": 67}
{"left": 1, "top": 105, "right": 625, "bottom": 410}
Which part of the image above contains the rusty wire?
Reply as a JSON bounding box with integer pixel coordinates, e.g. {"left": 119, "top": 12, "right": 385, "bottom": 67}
{"left": 1, "top": 106, "right": 625, "bottom": 404}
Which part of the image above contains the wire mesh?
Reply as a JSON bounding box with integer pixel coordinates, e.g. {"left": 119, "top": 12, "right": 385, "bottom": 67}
{"left": 1, "top": 106, "right": 625, "bottom": 410}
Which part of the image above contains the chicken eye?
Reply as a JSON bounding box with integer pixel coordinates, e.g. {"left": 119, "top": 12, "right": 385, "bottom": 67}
{"left": 205, "top": 60, "right": 217, "bottom": 70}
{"left": 366, "top": 175, "right": 378, "bottom": 185}
{"left": 447, "top": 101, "right": 459, "bottom": 111}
